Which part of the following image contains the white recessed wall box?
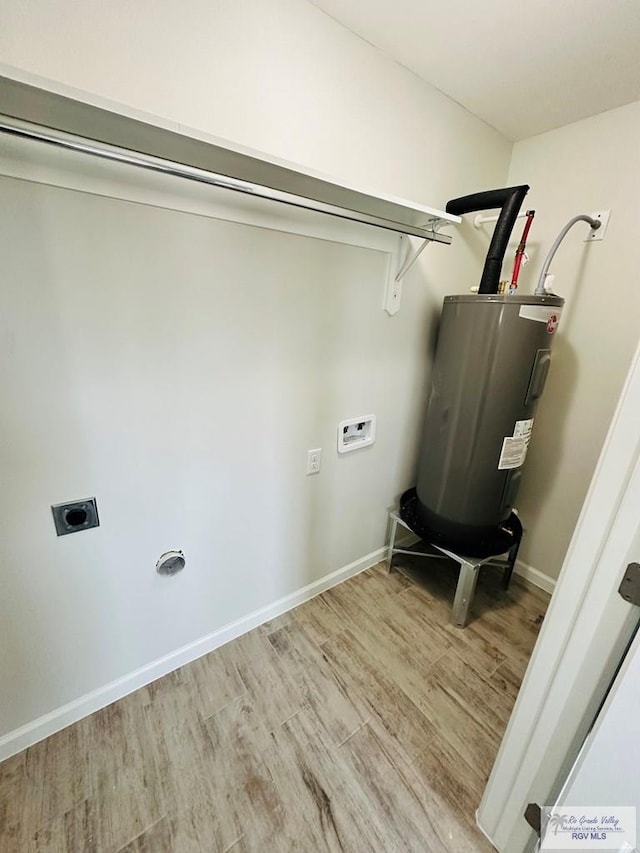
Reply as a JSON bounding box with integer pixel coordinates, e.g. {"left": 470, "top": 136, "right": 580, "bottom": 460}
{"left": 338, "top": 415, "right": 376, "bottom": 454}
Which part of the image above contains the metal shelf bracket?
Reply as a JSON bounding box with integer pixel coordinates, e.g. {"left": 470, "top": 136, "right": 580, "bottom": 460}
{"left": 383, "top": 219, "right": 456, "bottom": 315}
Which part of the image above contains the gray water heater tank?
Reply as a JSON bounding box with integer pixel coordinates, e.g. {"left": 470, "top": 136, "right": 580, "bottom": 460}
{"left": 415, "top": 293, "right": 564, "bottom": 550}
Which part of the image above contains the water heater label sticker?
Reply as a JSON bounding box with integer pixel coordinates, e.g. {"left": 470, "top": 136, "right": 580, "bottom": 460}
{"left": 498, "top": 419, "right": 534, "bottom": 470}
{"left": 498, "top": 437, "right": 527, "bottom": 470}
{"left": 519, "top": 305, "right": 563, "bottom": 325}
{"left": 514, "top": 418, "right": 534, "bottom": 439}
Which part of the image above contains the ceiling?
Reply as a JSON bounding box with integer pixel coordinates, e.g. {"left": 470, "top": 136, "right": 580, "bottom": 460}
{"left": 309, "top": 0, "right": 640, "bottom": 141}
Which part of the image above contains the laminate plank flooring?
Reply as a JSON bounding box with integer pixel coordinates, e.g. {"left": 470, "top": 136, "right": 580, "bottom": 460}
{"left": 0, "top": 555, "right": 549, "bottom": 852}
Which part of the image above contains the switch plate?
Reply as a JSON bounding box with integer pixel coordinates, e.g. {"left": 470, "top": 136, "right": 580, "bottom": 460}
{"left": 306, "top": 448, "right": 322, "bottom": 475}
{"left": 586, "top": 210, "right": 611, "bottom": 241}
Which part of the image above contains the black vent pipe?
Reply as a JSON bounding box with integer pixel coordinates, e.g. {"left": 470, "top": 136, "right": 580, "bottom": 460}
{"left": 446, "top": 185, "right": 529, "bottom": 294}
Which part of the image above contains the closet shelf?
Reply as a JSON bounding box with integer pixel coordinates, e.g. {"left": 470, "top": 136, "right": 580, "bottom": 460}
{"left": 0, "top": 69, "right": 460, "bottom": 242}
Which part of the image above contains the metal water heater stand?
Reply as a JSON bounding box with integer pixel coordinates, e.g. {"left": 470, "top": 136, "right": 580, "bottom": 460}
{"left": 387, "top": 489, "right": 522, "bottom": 628}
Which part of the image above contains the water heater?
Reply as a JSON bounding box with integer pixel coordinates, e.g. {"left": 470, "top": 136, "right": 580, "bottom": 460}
{"left": 411, "top": 185, "right": 564, "bottom": 555}
{"left": 415, "top": 292, "right": 563, "bottom": 551}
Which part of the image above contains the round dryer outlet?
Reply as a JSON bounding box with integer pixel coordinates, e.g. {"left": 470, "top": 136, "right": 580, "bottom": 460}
{"left": 156, "top": 550, "right": 186, "bottom": 576}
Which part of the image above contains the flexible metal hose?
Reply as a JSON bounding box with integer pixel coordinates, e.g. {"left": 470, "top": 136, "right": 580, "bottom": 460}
{"left": 534, "top": 215, "right": 601, "bottom": 295}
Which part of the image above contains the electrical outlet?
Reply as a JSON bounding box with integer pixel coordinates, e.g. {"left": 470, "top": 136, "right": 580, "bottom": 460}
{"left": 306, "top": 448, "right": 322, "bottom": 475}
{"left": 51, "top": 497, "right": 99, "bottom": 536}
{"left": 586, "top": 210, "right": 611, "bottom": 241}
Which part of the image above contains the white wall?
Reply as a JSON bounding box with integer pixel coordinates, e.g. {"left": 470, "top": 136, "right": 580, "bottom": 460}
{"left": 0, "top": 0, "right": 510, "bottom": 750}
{"left": 505, "top": 100, "right": 640, "bottom": 581}
{"left": 0, "top": 0, "right": 508, "bottom": 205}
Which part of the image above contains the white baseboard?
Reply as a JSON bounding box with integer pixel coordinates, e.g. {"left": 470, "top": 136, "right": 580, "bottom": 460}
{"left": 0, "top": 546, "right": 387, "bottom": 763}
{"left": 513, "top": 559, "right": 557, "bottom": 595}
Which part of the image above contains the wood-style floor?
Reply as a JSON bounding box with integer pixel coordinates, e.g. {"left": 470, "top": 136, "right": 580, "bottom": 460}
{"left": 0, "top": 553, "right": 549, "bottom": 852}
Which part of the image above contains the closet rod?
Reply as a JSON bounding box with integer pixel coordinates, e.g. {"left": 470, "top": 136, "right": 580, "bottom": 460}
{"left": 0, "top": 114, "right": 453, "bottom": 243}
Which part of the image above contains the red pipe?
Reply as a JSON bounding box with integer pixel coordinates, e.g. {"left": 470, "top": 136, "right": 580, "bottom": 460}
{"left": 510, "top": 210, "right": 535, "bottom": 291}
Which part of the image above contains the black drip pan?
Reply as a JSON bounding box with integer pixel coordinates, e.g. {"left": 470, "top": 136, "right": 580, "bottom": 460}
{"left": 399, "top": 487, "right": 522, "bottom": 558}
